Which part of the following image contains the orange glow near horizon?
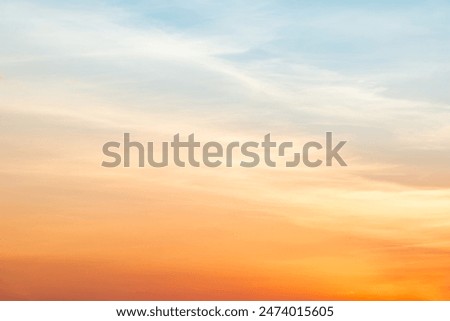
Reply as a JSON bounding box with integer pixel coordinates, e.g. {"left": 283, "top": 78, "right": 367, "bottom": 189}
{"left": 1, "top": 140, "right": 449, "bottom": 300}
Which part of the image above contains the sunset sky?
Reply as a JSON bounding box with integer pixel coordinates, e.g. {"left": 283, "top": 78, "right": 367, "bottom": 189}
{"left": 1, "top": 0, "right": 450, "bottom": 300}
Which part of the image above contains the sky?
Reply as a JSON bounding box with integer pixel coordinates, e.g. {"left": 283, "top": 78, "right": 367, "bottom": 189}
{"left": 0, "top": 0, "right": 450, "bottom": 299}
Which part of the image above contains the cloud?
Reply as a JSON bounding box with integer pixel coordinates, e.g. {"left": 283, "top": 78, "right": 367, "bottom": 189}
{"left": 1, "top": 1, "right": 450, "bottom": 192}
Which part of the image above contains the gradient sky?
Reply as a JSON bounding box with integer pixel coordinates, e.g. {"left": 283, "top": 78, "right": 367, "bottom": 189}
{"left": 1, "top": 0, "right": 450, "bottom": 300}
